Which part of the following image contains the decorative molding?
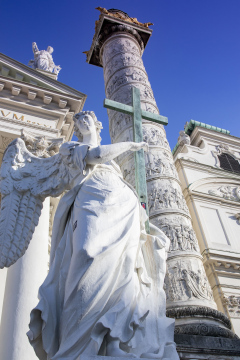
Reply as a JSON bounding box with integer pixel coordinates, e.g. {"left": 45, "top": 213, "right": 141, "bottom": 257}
{"left": 212, "top": 143, "right": 240, "bottom": 168}
{"left": 208, "top": 185, "right": 240, "bottom": 202}
{"left": 174, "top": 324, "right": 236, "bottom": 338}
{"left": 11, "top": 86, "right": 21, "bottom": 96}
{"left": 167, "top": 306, "right": 231, "bottom": 329}
{"left": 59, "top": 99, "right": 67, "bottom": 109}
{"left": 28, "top": 91, "right": 37, "bottom": 100}
{"left": 43, "top": 95, "right": 52, "bottom": 105}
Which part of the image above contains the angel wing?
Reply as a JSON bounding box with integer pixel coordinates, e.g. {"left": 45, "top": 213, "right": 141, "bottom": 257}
{"left": 0, "top": 138, "right": 79, "bottom": 268}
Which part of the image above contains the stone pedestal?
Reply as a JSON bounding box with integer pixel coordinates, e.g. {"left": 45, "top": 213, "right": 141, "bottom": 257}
{"left": 0, "top": 198, "right": 50, "bottom": 360}
{"left": 86, "top": 8, "right": 240, "bottom": 358}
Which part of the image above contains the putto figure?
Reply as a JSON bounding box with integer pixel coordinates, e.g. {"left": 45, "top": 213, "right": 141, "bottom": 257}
{"left": 28, "top": 42, "right": 61, "bottom": 77}
{"left": 0, "top": 111, "right": 179, "bottom": 360}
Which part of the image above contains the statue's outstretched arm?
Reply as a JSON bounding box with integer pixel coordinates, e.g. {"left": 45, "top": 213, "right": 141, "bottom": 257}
{"left": 85, "top": 142, "right": 149, "bottom": 165}
{"left": 32, "top": 42, "right": 39, "bottom": 54}
{"left": 0, "top": 138, "right": 80, "bottom": 268}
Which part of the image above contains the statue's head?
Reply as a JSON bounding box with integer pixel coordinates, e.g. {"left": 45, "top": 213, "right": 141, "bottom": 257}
{"left": 73, "top": 111, "right": 103, "bottom": 144}
{"left": 47, "top": 46, "right": 54, "bottom": 54}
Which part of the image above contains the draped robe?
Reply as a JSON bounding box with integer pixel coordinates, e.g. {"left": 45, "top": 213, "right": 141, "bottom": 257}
{"left": 27, "top": 144, "right": 179, "bottom": 360}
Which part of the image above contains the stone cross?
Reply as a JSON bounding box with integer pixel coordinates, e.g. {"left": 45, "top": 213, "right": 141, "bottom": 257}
{"left": 104, "top": 86, "right": 168, "bottom": 233}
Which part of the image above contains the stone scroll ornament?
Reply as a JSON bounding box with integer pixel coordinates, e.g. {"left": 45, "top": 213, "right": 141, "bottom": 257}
{"left": 0, "top": 137, "right": 80, "bottom": 268}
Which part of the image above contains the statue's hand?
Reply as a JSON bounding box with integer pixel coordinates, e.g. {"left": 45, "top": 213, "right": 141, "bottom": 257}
{"left": 130, "top": 142, "right": 149, "bottom": 153}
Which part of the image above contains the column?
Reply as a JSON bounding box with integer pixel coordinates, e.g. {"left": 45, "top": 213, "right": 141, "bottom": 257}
{"left": 87, "top": 9, "right": 233, "bottom": 339}
{"left": 0, "top": 198, "right": 50, "bottom": 360}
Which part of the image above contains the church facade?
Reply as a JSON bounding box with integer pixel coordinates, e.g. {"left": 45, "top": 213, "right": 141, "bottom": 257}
{"left": 0, "top": 51, "right": 86, "bottom": 359}
{"left": 0, "top": 23, "right": 240, "bottom": 360}
{"left": 173, "top": 121, "right": 240, "bottom": 337}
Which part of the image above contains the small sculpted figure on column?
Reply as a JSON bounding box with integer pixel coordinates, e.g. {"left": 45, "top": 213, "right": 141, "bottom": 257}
{"left": 0, "top": 111, "right": 179, "bottom": 360}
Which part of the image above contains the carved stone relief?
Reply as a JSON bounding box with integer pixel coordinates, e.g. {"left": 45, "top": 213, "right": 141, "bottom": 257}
{"left": 165, "top": 259, "right": 214, "bottom": 302}
{"left": 109, "top": 83, "right": 156, "bottom": 106}
{"left": 109, "top": 112, "right": 132, "bottom": 140}
{"left": 222, "top": 295, "right": 240, "bottom": 317}
{"left": 21, "top": 129, "right": 63, "bottom": 158}
{"left": 145, "top": 151, "right": 178, "bottom": 179}
{"left": 148, "top": 180, "right": 189, "bottom": 215}
{"left": 101, "top": 30, "right": 218, "bottom": 317}
{"left": 102, "top": 38, "right": 141, "bottom": 66}
{"left": 143, "top": 126, "right": 170, "bottom": 149}
{"left": 208, "top": 186, "right": 240, "bottom": 201}
{"left": 157, "top": 216, "right": 200, "bottom": 252}
{"left": 177, "top": 130, "right": 190, "bottom": 146}
{"left": 103, "top": 53, "right": 144, "bottom": 82}
{"left": 106, "top": 67, "right": 150, "bottom": 98}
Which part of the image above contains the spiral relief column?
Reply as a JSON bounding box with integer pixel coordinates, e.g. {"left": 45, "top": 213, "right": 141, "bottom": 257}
{"left": 87, "top": 9, "right": 234, "bottom": 345}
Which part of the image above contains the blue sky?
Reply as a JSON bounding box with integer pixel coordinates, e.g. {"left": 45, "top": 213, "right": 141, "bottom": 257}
{"left": 1, "top": 0, "right": 239, "bottom": 149}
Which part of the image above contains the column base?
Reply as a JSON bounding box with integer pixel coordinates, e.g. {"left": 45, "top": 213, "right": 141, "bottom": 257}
{"left": 175, "top": 334, "right": 240, "bottom": 359}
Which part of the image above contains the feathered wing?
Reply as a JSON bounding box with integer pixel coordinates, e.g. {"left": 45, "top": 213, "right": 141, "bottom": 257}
{"left": 0, "top": 138, "right": 79, "bottom": 268}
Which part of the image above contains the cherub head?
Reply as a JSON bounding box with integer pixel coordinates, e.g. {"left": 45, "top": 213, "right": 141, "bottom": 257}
{"left": 73, "top": 111, "right": 103, "bottom": 145}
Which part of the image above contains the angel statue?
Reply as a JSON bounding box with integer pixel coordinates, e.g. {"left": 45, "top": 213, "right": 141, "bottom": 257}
{"left": 0, "top": 111, "right": 179, "bottom": 360}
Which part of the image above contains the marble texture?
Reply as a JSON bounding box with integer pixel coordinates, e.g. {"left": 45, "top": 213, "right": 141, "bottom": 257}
{"left": 28, "top": 42, "right": 61, "bottom": 77}
{"left": 0, "top": 111, "right": 179, "bottom": 359}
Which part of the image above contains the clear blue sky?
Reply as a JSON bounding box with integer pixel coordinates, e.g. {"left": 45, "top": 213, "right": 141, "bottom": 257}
{"left": 1, "top": 0, "right": 239, "bottom": 149}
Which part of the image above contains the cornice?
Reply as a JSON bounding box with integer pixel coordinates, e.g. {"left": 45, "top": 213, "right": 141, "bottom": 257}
{"left": 190, "top": 126, "right": 240, "bottom": 149}
{"left": 0, "top": 52, "right": 87, "bottom": 99}
{"left": 175, "top": 157, "right": 240, "bottom": 181}
{"left": 0, "top": 75, "right": 86, "bottom": 114}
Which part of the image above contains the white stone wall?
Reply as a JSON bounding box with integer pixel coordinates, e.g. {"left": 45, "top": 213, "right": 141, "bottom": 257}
{"left": 174, "top": 127, "right": 240, "bottom": 336}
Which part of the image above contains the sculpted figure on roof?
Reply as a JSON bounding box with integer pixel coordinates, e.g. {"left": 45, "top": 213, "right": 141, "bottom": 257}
{"left": 28, "top": 42, "right": 61, "bottom": 77}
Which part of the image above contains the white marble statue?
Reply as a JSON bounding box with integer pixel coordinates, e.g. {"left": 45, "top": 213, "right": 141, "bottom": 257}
{"left": 0, "top": 111, "right": 179, "bottom": 360}
{"left": 28, "top": 42, "right": 61, "bottom": 77}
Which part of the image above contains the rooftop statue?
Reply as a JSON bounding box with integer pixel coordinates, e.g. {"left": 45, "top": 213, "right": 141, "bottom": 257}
{"left": 28, "top": 42, "right": 61, "bottom": 78}
{"left": 0, "top": 111, "right": 178, "bottom": 360}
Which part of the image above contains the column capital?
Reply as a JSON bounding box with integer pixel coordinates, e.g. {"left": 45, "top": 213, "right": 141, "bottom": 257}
{"left": 86, "top": 9, "right": 153, "bottom": 67}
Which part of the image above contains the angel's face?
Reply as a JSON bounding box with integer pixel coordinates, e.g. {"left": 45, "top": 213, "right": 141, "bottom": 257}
{"left": 76, "top": 114, "right": 96, "bottom": 135}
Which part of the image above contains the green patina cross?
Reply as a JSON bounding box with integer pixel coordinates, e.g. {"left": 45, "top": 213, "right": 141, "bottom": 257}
{"left": 104, "top": 87, "right": 168, "bottom": 233}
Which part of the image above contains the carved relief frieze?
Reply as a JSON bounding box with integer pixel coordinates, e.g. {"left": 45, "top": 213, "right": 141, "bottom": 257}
{"left": 222, "top": 295, "right": 240, "bottom": 317}
{"left": 165, "top": 259, "right": 214, "bottom": 302}
{"left": 110, "top": 83, "right": 156, "bottom": 106}
{"left": 145, "top": 151, "right": 178, "bottom": 178}
{"left": 106, "top": 68, "right": 150, "bottom": 98}
{"left": 157, "top": 216, "right": 200, "bottom": 252}
{"left": 208, "top": 185, "right": 240, "bottom": 202}
{"left": 143, "top": 126, "right": 170, "bottom": 149}
{"left": 103, "top": 53, "right": 144, "bottom": 82}
{"left": 102, "top": 38, "right": 141, "bottom": 66}
{"left": 148, "top": 180, "right": 189, "bottom": 215}
{"left": 109, "top": 113, "right": 132, "bottom": 140}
